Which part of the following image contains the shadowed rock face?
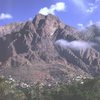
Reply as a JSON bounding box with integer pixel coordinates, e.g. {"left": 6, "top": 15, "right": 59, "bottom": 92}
{"left": 0, "top": 14, "right": 100, "bottom": 84}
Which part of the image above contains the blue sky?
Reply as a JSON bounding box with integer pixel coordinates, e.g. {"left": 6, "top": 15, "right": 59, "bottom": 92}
{"left": 0, "top": 0, "right": 100, "bottom": 28}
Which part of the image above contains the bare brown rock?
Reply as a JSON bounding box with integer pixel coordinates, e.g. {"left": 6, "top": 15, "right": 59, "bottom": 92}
{"left": 0, "top": 14, "right": 100, "bottom": 84}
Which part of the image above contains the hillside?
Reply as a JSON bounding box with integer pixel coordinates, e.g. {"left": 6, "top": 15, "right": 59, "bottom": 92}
{"left": 0, "top": 14, "right": 100, "bottom": 85}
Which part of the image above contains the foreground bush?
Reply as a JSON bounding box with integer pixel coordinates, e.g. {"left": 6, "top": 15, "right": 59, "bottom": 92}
{"left": 0, "top": 76, "right": 100, "bottom": 100}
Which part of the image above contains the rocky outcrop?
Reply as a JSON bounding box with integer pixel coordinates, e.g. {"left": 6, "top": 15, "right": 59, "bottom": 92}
{"left": 0, "top": 14, "right": 100, "bottom": 84}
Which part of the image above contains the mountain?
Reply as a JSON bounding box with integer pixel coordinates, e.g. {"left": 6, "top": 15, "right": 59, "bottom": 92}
{"left": 0, "top": 14, "right": 100, "bottom": 85}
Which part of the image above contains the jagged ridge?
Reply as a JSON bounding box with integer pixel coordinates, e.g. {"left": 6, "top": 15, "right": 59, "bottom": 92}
{"left": 0, "top": 14, "right": 100, "bottom": 85}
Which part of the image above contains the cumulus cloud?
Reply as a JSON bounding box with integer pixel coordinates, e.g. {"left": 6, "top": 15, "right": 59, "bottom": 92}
{"left": 0, "top": 13, "right": 13, "bottom": 20}
{"left": 39, "top": 2, "right": 66, "bottom": 15}
{"left": 55, "top": 39, "right": 95, "bottom": 51}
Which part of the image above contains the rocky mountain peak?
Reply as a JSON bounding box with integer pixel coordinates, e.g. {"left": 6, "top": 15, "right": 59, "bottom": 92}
{"left": 0, "top": 14, "right": 100, "bottom": 85}
{"left": 32, "top": 14, "right": 65, "bottom": 36}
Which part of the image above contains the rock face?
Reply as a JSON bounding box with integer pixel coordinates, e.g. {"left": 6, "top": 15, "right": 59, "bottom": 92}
{"left": 0, "top": 14, "right": 100, "bottom": 85}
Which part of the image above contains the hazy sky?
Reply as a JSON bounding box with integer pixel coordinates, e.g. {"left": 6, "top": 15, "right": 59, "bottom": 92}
{"left": 0, "top": 0, "right": 100, "bottom": 28}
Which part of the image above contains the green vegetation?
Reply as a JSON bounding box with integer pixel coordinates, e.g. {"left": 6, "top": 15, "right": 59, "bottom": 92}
{"left": 0, "top": 76, "right": 100, "bottom": 100}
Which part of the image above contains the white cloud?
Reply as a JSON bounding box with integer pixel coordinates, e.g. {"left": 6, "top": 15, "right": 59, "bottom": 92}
{"left": 87, "top": 20, "right": 93, "bottom": 26}
{"left": 86, "top": 4, "right": 98, "bottom": 13}
{"left": 39, "top": 2, "right": 66, "bottom": 15}
{"left": 0, "top": 13, "right": 13, "bottom": 20}
{"left": 71, "top": 0, "right": 99, "bottom": 14}
{"left": 55, "top": 39, "right": 94, "bottom": 51}
{"left": 77, "top": 23, "right": 84, "bottom": 29}
{"left": 69, "top": 40, "right": 92, "bottom": 50}
{"left": 39, "top": 7, "right": 50, "bottom": 15}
